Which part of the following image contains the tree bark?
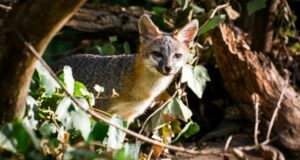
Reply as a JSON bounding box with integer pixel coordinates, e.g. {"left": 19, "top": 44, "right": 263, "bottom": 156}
{"left": 211, "top": 23, "right": 300, "bottom": 150}
{"left": 65, "top": 3, "right": 147, "bottom": 40}
{"left": 0, "top": 0, "right": 86, "bottom": 124}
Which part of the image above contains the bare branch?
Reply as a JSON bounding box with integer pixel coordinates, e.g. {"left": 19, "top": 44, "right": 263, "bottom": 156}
{"left": 265, "top": 72, "right": 290, "bottom": 143}
{"left": 252, "top": 93, "right": 260, "bottom": 146}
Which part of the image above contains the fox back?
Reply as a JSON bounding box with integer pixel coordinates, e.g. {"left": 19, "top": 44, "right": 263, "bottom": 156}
{"left": 51, "top": 15, "right": 199, "bottom": 122}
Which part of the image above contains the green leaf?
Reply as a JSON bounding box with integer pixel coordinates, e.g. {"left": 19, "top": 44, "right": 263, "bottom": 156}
{"left": 36, "top": 61, "right": 59, "bottom": 94}
{"left": 181, "top": 65, "right": 210, "bottom": 99}
{"left": 109, "top": 36, "right": 118, "bottom": 43}
{"left": 0, "top": 124, "right": 16, "bottom": 153}
{"left": 172, "top": 121, "right": 200, "bottom": 143}
{"left": 123, "top": 141, "right": 141, "bottom": 160}
{"left": 71, "top": 110, "right": 91, "bottom": 141}
{"left": 74, "top": 81, "right": 89, "bottom": 96}
{"left": 63, "top": 66, "right": 75, "bottom": 94}
{"left": 104, "top": 115, "right": 127, "bottom": 150}
{"left": 72, "top": 98, "right": 90, "bottom": 110}
{"left": 151, "top": 97, "right": 193, "bottom": 131}
{"left": 192, "top": 4, "right": 204, "bottom": 14}
{"left": 198, "top": 15, "right": 226, "bottom": 35}
{"left": 90, "top": 121, "right": 109, "bottom": 141}
{"left": 55, "top": 97, "right": 72, "bottom": 129}
{"left": 247, "top": 0, "right": 267, "bottom": 15}
{"left": 12, "top": 118, "right": 40, "bottom": 153}
{"left": 39, "top": 122, "right": 57, "bottom": 137}
{"left": 102, "top": 44, "right": 116, "bottom": 55}
{"left": 23, "top": 96, "right": 39, "bottom": 130}
{"left": 73, "top": 81, "right": 95, "bottom": 107}
{"left": 112, "top": 148, "right": 134, "bottom": 160}
{"left": 180, "top": 64, "right": 193, "bottom": 83}
{"left": 123, "top": 41, "right": 131, "bottom": 54}
{"left": 168, "top": 97, "right": 192, "bottom": 122}
{"left": 184, "top": 122, "right": 200, "bottom": 138}
{"left": 151, "top": 108, "right": 166, "bottom": 131}
{"left": 152, "top": 7, "right": 167, "bottom": 15}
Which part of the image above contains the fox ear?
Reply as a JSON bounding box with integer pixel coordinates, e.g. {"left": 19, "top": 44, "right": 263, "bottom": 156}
{"left": 138, "top": 15, "right": 161, "bottom": 43}
{"left": 175, "top": 19, "right": 199, "bottom": 48}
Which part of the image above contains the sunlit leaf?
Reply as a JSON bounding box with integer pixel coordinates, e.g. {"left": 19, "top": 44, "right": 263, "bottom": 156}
{"left": 168, "top": 97, "right": 192, "bottom": 122}
{"left": 104, "top": 115, "right": 127, "bottom": 150}
{"left": 56, "top": 97, "right": 72, "bottom": 129}
{"left": 72, "top": 97, "right": 90, "bottom": 111}
{"left": 192, "top": 4, "right": 204, "bottom": 14}
{"left": 162, "top": 125, "right": 173, "bottom": 143}
{"left": 181, "top": 64, "right": 193, "bottom": 83}
{"left": 172, "top": 121, "right": 200, "bottom": 143}
{"left": 74, "top": 81, "right": 88, "bottom": 96}
{"left": 36, "top": 61, "right": 59, "bottom": 94}
{"left": 23, "top": 96, "right": 39, "bottom": 130}
{"left": 93, "top": 84, "right": 105, "bottom": 93}
{"left": 71, "top": 110, "right": 91, "bottom": 141}
{"left": 63, "top": 66, "right": 75, "bottom": 94}
{"left": 112, "top": 148, "right": 134, "bottom": 160}
{"left": 198, "top": 15, "right": 226, "bottom": 35}
{"left": 123, "top": 141, "right": 141, "bottom": 160}
{"left": 182, "top": 64, "right": 210, "bottom": 99}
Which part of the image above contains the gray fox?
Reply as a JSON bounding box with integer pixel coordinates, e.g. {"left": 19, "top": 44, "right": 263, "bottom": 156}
{"left": 51, "top": 15, "right": 199, "bottom": 123}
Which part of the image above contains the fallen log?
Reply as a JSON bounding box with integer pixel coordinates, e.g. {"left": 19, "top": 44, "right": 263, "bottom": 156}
{"left": 210, "top": 23, "right": 300, "bottom": 150}
{"left": 65, "top": 3, "right": 147, "bottom": 40}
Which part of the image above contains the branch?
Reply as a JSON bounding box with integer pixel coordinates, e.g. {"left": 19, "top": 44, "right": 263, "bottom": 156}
{"left": 265, "top": 72, "right": 290, "bottom": 143}
{"left": 252, "top": 93, "right": 260, "bottom": 146}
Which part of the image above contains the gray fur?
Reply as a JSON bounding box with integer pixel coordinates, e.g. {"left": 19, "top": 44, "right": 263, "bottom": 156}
{"left": 51, "top": 54, "right": 136, "bottom": 107}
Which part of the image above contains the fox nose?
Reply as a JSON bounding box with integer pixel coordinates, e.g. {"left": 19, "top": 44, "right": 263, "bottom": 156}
{"left": 164, "top": 65, "right": 173, "bottom": 73}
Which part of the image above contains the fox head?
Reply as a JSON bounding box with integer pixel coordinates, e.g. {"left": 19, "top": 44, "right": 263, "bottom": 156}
{"left": 138, "top": 15, "right": 198, "bottom": 76}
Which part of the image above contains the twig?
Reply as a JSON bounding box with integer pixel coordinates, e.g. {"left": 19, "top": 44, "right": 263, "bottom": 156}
{"left": 139, "top": 91, "right": 177, "bottom": 134}
{"left": 0, "top": 4, "right": 11, "bottom": 11}
{"left": 12, "top": 26, "right": 202, "bottom": 155}
{"left": 209, "top": 2, "right": 229, "bottom": 19}
{"left": 252, "top": 93, "right": 260, "bottom": 146}
{"left": 265, "top": 74, "right": 289, "bottom": 143}
{"left": 224, "top": 135, "right": 233, "bottom": 151}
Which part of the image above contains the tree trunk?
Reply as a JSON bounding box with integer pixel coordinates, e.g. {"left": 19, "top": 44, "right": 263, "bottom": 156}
{"left": 211, "top": 23, "right": 300, "bottom": 150}
{"left": 0, "top": 0, "right": 86, "bottom": 124}
{"left": 250, "top": 0, "right": 280, "bottom": 53}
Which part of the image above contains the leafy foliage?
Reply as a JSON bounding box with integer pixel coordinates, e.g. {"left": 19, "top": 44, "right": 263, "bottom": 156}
{"left": 0, "top": 0, "right": 223, "bottom": 159}
{"left": 247, "top": 0, "right": 267, "bottom": 15}
{"left": 0, "top": 59, "right": 209, "bottom": 159}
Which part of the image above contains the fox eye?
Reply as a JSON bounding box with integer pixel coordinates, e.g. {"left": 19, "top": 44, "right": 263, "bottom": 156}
{"left": 174, "top": 53, "right": 182, "bottom": 59}
{"left": 152, "top": 51, "right": 163, "bottom": 58}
